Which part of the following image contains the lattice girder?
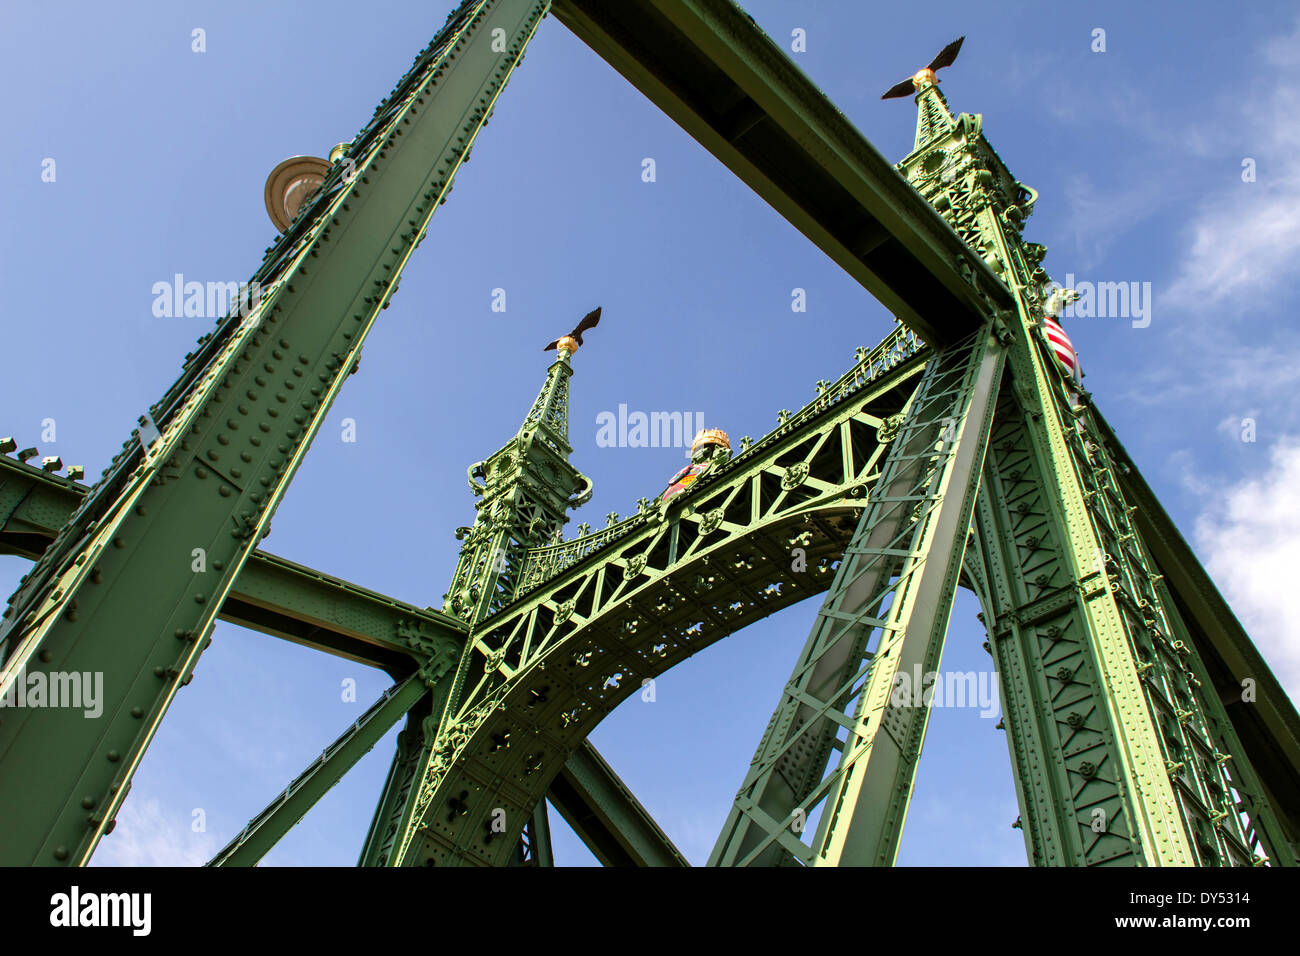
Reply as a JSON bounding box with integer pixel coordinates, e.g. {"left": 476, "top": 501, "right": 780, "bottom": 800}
{"left": 391, "top": 335, "right": 929, "bottom": 865}
{"left": 710, "top": 326, "right": 1005, "bottom": 867}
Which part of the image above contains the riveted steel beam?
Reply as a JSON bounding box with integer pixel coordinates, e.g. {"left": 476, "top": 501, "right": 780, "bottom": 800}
{"left": 0, "top": 0, "right": 550, "bottom": 866}
{"left": 1093, "top": 413, "right": 1300, "bottom": 851}
{"left": 0, "top": 453, "right": 466, "bottom": 676}
{"left": 207, "top": 675, "right": 433, "bottom": 867}
{"left": 548, "top": 739, "right": 689, "bottom": 866}
{"left": 711, "top": 326, "right": 1003, "bottom": 866}
{"left": 551, "top": 0, "right": 1012, "bottom": 347}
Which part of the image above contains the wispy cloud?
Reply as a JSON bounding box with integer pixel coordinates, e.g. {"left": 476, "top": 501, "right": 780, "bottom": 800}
{"left": 1194, "top": 437, "right": 1300, "bottom": 700}
{"left": 90, "top": 796, "right": 221, "bottom": 867}
{"left": 1164, "top": 22, "right": 1300, "bottom": 313}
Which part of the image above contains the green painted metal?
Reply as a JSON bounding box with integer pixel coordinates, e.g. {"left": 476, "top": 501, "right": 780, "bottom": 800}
{"left": 0, "top": 450, "right": 467, "bottom": 674}
{"left": 444, "top": 347, "right": 594, "bottom": 624}
{"left": 550, "top": 0, "right": 1012, "bottom": 347}
{"left": 548, "top": 740, "right": 689, "bottom": 867}
{"left": 524, "top": 801, "right": 555, "bottom": 866}
{"left": 710, "top": 325, "right": 1005, "bottom": 866}
{"left": 1098, "top": 412, "right": 1300, "bottom": 847}
{"left": 2, "top": 0, "right": 1295, "bottom": 868}
{"left": 0, "top": 0, "right": 550, "bottom": 866}
{"left": 207, "top": 674, "right": 434, "bottom": 867}
{"left": 894, "top": 69, "right": 1290, "bottom": 865}
{"left": 392, "top": 328, "right": 927, "bottom": 865}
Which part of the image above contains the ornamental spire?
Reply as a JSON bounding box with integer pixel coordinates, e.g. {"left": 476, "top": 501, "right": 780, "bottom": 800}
{"left": 879, "top": 36, "right": 965, "bottom": 152}
{"left": 519, "top": 348, "right": 573, "bottom": 450}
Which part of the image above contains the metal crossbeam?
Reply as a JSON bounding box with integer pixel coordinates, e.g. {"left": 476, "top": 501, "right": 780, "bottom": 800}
{"left": 208, "top": 676, "right": 432, "bottom": 867}
{"left": 2, "top": 0, "right": 1295, "bottom": 870}
{"left": 711, "top": 326, "right": 1004, "bottom": 866}
{"left": 551, "top": 0, "right": 1012, "bottom": 347}
{"left": 0, "top": 453, "right": 466, "bottom": 674}
{"left": 0, "top": 0, "right": 550, "bottom": 866}
{"left": 548, "top": 740, "right": 689, "bottom": 866}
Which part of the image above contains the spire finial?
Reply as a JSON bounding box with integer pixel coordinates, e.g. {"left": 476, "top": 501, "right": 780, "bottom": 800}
{"left": 543, "top": 306, "right": 602, "bottom": 354}
{"left": 879, "top": 37, "right": 965, "bottom": 100}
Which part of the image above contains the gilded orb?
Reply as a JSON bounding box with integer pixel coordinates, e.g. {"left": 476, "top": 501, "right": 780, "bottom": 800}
{"left": 555, "top": 335, "right": 581, "bottom": 354}
{"left": 911, "top": 67, "right": 937, "bottom": 90}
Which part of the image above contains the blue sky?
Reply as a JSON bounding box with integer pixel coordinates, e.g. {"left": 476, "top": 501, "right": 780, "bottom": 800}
{"left": 2, "top": 0, "right": 1298, "bottom": 866}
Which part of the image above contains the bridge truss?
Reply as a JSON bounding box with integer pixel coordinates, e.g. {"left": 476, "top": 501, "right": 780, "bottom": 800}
{"left": 1, "top": 0, "right": 1296, "bottom": 867}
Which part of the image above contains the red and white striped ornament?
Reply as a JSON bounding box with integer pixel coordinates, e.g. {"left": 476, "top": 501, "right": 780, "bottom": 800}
{"left": 1042, "top": 316, "right": 1081, "bottom": 381}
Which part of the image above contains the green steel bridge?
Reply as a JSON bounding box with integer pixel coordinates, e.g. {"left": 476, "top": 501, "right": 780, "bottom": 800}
{"left": 1, "top": 0, "right": 1296, "bottom": 867}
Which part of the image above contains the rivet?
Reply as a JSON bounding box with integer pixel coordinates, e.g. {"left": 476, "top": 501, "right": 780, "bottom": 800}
{"left": 39, "top": 648, "right": 53, "bottom": 662}
{"left": 195, "top": 594, "right": 205, "bottom": 603}
{"left": 196, "top": 466, "right": 208, "bottom": 479}
{"left": 220, "top": 486, "right": 232, "bottom": 497}
{"left": 106, "top": 750, "right": 120, "bottom": 762}
{"left": 81, "top": 796, "right": 96, "bottom": 809}
{"left": 131, "top": 707, "right": 144, "bottom": 718}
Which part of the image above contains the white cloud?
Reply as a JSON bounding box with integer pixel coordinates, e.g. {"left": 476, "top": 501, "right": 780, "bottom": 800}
{"left": 1165, "top": 22, "right": 1300, "bottom": 313}
{"left": 89, "top": 796, "right": 221, "bottom": 867}
{"left": 1194, "top": 437, "right": 1300, "bottom": 700}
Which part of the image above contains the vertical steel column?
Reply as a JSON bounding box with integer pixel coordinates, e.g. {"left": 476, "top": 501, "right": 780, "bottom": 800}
{"left": 710, "top": 325, "right": 1003, "bottom": 866}
{"left": 0, "top": 0, "right": 551, "bottom": 866}
{"left": 966, "top": 312, "right": 1253, "bottom": 865}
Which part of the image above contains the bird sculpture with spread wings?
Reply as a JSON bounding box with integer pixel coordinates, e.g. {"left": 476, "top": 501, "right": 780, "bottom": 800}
{"left": 543, "top": 307, "right": 602, "bottom": 352}
{"left": 880, "top": 36, "right": 964, "bottom": 100}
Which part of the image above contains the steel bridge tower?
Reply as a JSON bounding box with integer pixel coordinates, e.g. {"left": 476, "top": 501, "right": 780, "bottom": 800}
{"left": 1, "top": 0, "right": 1296, "bottom": 867}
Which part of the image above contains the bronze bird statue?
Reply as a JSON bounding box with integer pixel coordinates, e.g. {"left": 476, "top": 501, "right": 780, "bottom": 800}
{"left": 880, "top": 36, "right": 964, "bottom": 99}
{"left": 543, "top": 306, "right": 602, "bottom": 352}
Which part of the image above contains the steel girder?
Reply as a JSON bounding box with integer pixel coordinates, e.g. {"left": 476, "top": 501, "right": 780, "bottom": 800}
{"left": 550, "top": 0, "right": 1011, "bottom": 348}
{"left": 1, "top": 449, "right": 686, "bottom": 868}
{"left": 2, "top": 0, "right": 1294, "bottom": 869}
{"left": 710, "top": 326, "right": 1004, "bottom": 866}
{"left": 389, "top": 332, "right": 930, "bottom": 865}
{"left": 0, "top": 0, "right": 551, "bottom": 866}
{"left": 1095, "top": 414, "right": 1300, "bottom": 850}
{"left": 967, "top": 319, "right": 1297, "bottom": 866}
{"left": 0, "top": 445, "right": 467, "bottom": 677}
{"left": 547, "top": 740, "right": 689, "bottom": 866}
